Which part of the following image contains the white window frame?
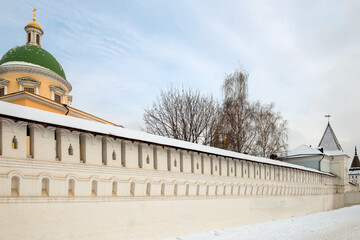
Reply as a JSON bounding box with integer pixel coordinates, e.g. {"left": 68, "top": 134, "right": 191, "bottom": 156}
{"left": 50, "top": 85, "right": 67, "bottom": 104}
{"left": 17, "top": 77, "right": 41, "bottom": 94}
{"left": 0, "top": 78, "right": 10, "bottom": 95}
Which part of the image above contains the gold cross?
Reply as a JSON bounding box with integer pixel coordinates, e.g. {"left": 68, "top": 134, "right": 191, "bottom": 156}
{"left": 33, "top": 8, "right": 37, "bottom": 22}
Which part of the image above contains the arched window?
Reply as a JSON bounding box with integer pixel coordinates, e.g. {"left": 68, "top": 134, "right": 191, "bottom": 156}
{"left": 146, "top": 182, "right": 151, "bottom": 196}
{"left": 223, "top": 186, "right": 226, "bottom": 195}
{"left": 91, "top": 180, "right": 98, "bottom": 196}
{"left": 12, "top": 136, "right": 18, "bottom": 149}
{"left": 112, "top": 181, "right": 118, "bottom": 196}
{"left": 206, "top": 185, "right": 209, "bottom": 196}
{"left": 68, "top": 179, "right": 75, "bottom": 197}
{"left": 185, "top": 184, "right": 189, "bottom": 196}
{"left": 161, "top": 183, "right": 165, "bottom": 196}
{"left": 196, "top": 184, "right": 200, "bottom": 196}
{"left": 174, "top": 183, "right": 178, "bottom": 196}
{"left": 215, "top": 185, "right": 218, "bottom": 196}
{"left": 130, "top": 182, "right": 135, "bottom": 196}
{"left": 36, "top": 34, "right": 40, "bottom": 45}
{"left": 11, "top": 176, "right": 20, "bottom": 196}
{"left": 231, "top": 185, "right": 234, "bottom": 195}
{"left": 112, "top": 150, "right": 116, "bottom": 160}
{"left": 27, "top": 32, "right": 31, "bottom": 43}
{"left": 42, "top": 178, "right": 49, "bottom": 197}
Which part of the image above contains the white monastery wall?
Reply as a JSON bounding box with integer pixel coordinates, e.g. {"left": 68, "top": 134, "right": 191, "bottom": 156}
{"left": 0, "top": 112, "right": 349, "bottom": 240}
{"left": 0, "top": 194, "right": 344, "bottom": 240}
{"left": 345, "top": 191, "right": 360, "bottom": 206}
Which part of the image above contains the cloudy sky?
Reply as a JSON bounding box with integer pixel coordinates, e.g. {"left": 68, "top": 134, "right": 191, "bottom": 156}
{"left": 0, "top": 0, "right": 359, "bottom": 159}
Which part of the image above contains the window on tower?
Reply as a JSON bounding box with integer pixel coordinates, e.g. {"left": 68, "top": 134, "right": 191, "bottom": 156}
{"left": 28, "top": 32, "right": 31, "bottom": 43}
{"left": 54, "top": 94, "right": 62, "bottom": 103}
{"left": 36, "top": 34, "right": 40, "bottom": 45}
{"left": 0, "top": 87, "right": 4, "bottom": 97}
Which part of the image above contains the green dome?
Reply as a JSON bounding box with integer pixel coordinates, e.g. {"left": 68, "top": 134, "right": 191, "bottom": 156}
{"left": 0, "top": 45, "right": 66, "bottom": 79}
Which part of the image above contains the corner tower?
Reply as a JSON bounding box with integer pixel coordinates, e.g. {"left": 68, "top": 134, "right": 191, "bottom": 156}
{"left": 349, "top": 146, "right": 360, "bottom": 186}
{"left": 318, "top": 120, "right": 349, "bottom": 191}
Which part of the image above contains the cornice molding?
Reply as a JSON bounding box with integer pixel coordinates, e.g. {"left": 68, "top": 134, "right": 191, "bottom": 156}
{"left": 0, "top": 78, "right": 10, "bottom": 86}
{"left": 29, "top": 123, "right": 56, "bottom": 138}
{"left": 50, "top": 85, "right": 67, "bottom": 94}
{"left": 0, "top": 117, "right": 27, "bottom": 133}
{"left": 17, "top": 76, "right": 41, "bottom": 87}
{"left": 0, "top": 63, "right": 72, "bottom": 92}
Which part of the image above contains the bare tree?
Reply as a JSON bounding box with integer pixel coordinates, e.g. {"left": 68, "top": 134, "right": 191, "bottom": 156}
{"left": 216, "top": 67, "right": 288, "bottom": 157}
{"left": 216, "top": 68, "right": 257, "bottom": 153}
{"left": 143, "top": 67, "right": 288, "bottom": 158}
{"left": 252, "top": 102, "right": 288, "bottom": 158}
{"left": 143, "top": 87, "right": 220, "bottom": 144}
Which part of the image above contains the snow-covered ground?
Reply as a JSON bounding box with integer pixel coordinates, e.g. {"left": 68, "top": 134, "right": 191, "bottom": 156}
{"left": 163, "top": 205, "right": 360, "bottom": 240}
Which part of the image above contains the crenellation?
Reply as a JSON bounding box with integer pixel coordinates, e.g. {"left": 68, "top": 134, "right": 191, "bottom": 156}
{"left": 201, "top": 154, "right": 211, "bottom": 175}
{"left": 103, "top": 137, "right": 122, "bottom": 167}
{"left": 168, "top": 148, "right": 181, "bottom": 173}
{"left": 181, "top": 150, "right": 192, "bottom": 173}
{"left": 123, "top": 141, "right": 138, "bottom": 168}
{"left": 29, "top": 123, "right": 56, "bottom": 161}
{"left": 0, "top": 115, "right": 341, "bottom": 200}
{"left": 192, "top": 152, "right": 202, "bottom": 174}
{"left": 211, "top": 155, "right": 220, "bottom": 176}
{"left": 56, "top": 129, "right": 80, "bottom": 163}
{"left": 139, "top": 143, "right": 155, "bottom": 170}
{"left": 0, "top": 118, "right": 28, "bottom": 158}
{"left": 80, "top": 133, "right": 102, "bottom": 165}
{"left": 235, "top": 159, "right": 242, "bottom": 177}
{"left": 243, "top": 161, "right": 249, "bottom": 178}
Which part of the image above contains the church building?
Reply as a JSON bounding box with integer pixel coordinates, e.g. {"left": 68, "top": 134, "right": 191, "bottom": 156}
{"left": 0, "top": 9, "right": 115, "bottom": 125}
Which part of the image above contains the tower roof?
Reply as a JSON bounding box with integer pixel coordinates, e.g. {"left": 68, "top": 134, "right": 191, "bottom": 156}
{"left": 318, "top": 123, "right": 343, "bottom": 152}
{"left": 351, "top": 146, "right": 360, "bottom": 168}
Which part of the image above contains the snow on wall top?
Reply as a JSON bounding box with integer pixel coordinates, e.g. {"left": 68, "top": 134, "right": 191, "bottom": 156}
{"left": 282, "top": 144, "right": 347, "bottom": 159}
{"left": 0, "top": 101, "right": 334, "bottom": 176}
{"left": 285, "top": 144, "right": 323, "bottom": 157}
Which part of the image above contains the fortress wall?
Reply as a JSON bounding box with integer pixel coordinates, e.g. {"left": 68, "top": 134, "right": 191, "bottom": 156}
{"left": 0, "top": 194, "right": 344, "bottom": 240}
{"left": 0, "top": 116, "right": 346, "bottom": 239}
{"left": 345, "top": 191, "right": 360, "bottom": 206}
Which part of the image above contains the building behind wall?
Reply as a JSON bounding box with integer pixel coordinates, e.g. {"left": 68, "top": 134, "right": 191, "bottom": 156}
{"left": 280, "top": 122, "right": 349, "bottom": 186}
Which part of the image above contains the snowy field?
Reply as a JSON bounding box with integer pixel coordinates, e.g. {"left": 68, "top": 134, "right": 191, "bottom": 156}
{"left": 163, "top": 205, "right": 360, "bottom": 240}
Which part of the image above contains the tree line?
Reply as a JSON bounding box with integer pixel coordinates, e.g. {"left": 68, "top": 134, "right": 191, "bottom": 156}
{"left": 143, "top": 67, "right": 288, "bottom": 158}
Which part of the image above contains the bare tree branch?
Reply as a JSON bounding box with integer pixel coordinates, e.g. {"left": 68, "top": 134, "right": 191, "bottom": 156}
{"left": 143, "top": 87, "right": 220, "bottom": 144}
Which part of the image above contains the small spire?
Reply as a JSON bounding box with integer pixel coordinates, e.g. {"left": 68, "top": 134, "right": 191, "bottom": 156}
{"left": 324, "top": 114, "right": 331, "bottom": 124}
{"left": 356, "top": 146, "right": 358, "bottom": 156}
{"left": 33, "top": 8, "right": 37, "bottom": 23}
